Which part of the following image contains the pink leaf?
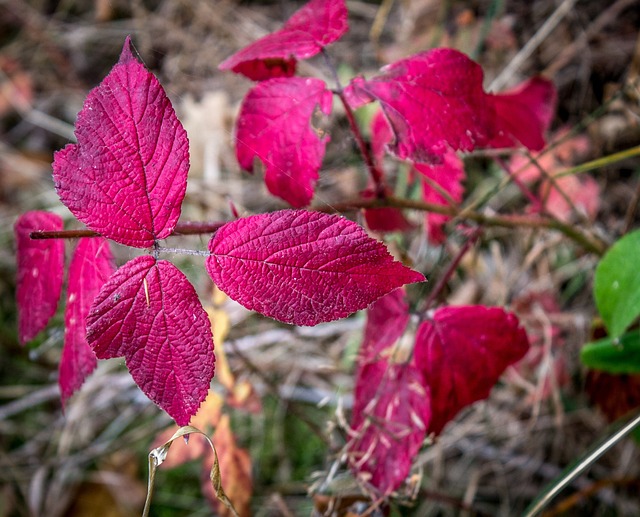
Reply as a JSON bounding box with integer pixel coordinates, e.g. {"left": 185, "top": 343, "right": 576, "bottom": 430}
{"left": 348, "top": 360, "right": 430, "bottom": 494}
{"left": 59, "top": 237, "right": 115, "bottom": 405}
{"left": 509, "top": 128, "right": 591, "bottom": 185}
{"left": 541, "top": 173, "right": 600, "bottom": 222}
{"left": 359, "top": 289, "right": 409, "bottom": 364}
{"left": 206, "top": 210, "right": 424, "bottom": 326}
{"left": 416, "top": 150, "right": 465, "bottom": 243}
{"left": 86, "top": 256, "right": 215, "bottom": 425}
{"left": 488, "top": 77, "right": 556, "bottom": 151}
{"left": 235, "top": 77, "right": 332, "bottom": 207}
{"left": 345, "top": 49, "right": 493, "bottom": 162}
{"left": 414, "top": 306, "right": 529, "bottom": 435}
{"left": 219, "top": 0, "right": 348, "bottom": 81}
{"left": 14, "top": 211, "right": 64, "bottom": 344}
{"left": 53, "top": 37, "right": 189, "bottom": 248}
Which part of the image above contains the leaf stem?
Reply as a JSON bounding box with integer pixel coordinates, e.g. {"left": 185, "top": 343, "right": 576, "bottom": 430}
{"left": 29, "top": 221, "right": 226, "bottom": 240}
{"left": 316, "top": 195, "right": 607, "bottom": 255}
{"left": 156, "top": 247, "right": 210, "bottom": 257}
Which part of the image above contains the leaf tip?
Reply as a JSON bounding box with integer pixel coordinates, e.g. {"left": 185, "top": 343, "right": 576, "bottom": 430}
{"left": 119, "top": 35, "right": 137, "bottom": 65}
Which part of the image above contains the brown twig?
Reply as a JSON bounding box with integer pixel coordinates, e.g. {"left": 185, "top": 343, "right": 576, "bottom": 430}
{"left": 29, "top": 221, "right": 226, "bottom": 240}
{"left": 314, "top": 195, "right": 608, "bottom": 255}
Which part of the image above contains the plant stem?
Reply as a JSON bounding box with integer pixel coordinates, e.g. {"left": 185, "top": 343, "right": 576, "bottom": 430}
{"left": 419, "top": 227, "right": 482, "bottom": 313}
{"left": 316, "top": 195, "right": 607, "bottom": 255}
{"left": 337, "top": 91, "right": 387, "bottom": 198}
{"left": 322, "top": 49, "right": 387, "bottom": 198}
{"left": 29, "top": 221, "right": 226, "bottom": 240}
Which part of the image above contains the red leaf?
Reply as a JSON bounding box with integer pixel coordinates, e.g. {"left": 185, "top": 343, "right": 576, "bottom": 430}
{"left": 416, "top": 150, "right": 465, "bottom": 243}
{"left": 14, "top": 211, "right": 64, "bottom": 344}
{"left": 86, "top": 256, "right": 215, "bottom": 425}
{"left": 348, "top": 360, "right": 430, "bottom": 494}
{"left": 488, "top": 77, "right": 556, "bottom": 151}
{"left": 414, "top": 306, "right": 529, "bottom": 435}
{"left": 345, "top": 49, "right": 493, "bottom": 162}
{"left": 362, "top": 191, "right": 414, "bottom": 233}
{"left": 206, "top": 210, "right": 424, "bottom": 326}
{"left": 235, "top": 77, "right": 332, "bottom": 207}
{"left": 219, "top": 0, "right": 348, "bottom": 81}
{"left": 360, "top": 289, "right": 409, "bottom": 364}
{"left": 59, "top": 238, "right": 115, "bottom": 405}
{"left": 52, "top": 37, "right": 189, "bottom": 248}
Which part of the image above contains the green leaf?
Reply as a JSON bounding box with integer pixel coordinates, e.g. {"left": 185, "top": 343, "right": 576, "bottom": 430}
{"left": 594, "top": 229, "right": 640, "bottom": 338}
{"left": 580, "top": 330, "right": 640, "bottom": 374}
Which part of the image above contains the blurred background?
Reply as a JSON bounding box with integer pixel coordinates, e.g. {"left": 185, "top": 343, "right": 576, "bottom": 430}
{"left": 1, "top": 0, "right": 640, "bottom": 515}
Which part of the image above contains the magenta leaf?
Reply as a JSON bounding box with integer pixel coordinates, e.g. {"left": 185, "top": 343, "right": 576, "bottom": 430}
{"left": 349, "top": 360, "right": 430, "bottom": 494}
{"left": 235, "top": 77, "right": 332, "bottom": 207}
{"left": 488, "top": 77, "right": 556, "bottom": 151}
{"left": 414, "top": 306, "right": 529, "bottom": 435}
{"left": 206, "top": 210, "right": 424, "bottom": 326}
{"left": 359, "top": 289, "right": 410, "bottom": 364}
{"left": 14, "top": 211, "right": 65, "bottom": 344}
{"left": 53, "top": 37, "right": 189, "bottom": 248}
{"left": 59, "top": 237, "right": 115, "bottom": 405}
{"left": 416, "top": 150, "right": 465, "bottom": 243}
{"left": 219, "top": 0, "right": 348, "bottom": 81}
{"left": 344, "top": 49, "right": 493, "bottom": 162}
{"left": 86, "top": 256, "right": 215, "bottom": 425}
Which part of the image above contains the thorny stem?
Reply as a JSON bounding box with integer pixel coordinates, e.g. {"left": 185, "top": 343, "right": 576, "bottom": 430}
{"left": 322, "top": 49, "right": 387, "bottom": 198}
{"left": 316, "top": 195, "right": 607, "bottom": 255}
{"left": 419, "top": 227, "right": 482, "bottom": 314}
{"left": 29, "top": 221, "right": 226, "bottom": 240}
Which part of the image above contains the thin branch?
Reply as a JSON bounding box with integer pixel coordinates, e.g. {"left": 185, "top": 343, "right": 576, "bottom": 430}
{"left": 30, "top": 221, "right": 226, "bottom": 240}
{"left": 322, "top": 49, "right": 387, "bottom": 198}
{"left": 315, "top": 195, "right": 607, "bottom": 255}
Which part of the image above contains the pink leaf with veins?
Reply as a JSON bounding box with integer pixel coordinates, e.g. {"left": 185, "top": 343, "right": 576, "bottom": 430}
{"left": 235, "top": 77, "right": 332, "bottom": 207}
{"left": 416, "top": 150, "right": 465, "bottom": 243}
{"left": 59, "top": 237, "right": 115, "bottom": 405}
{"left": 87, "top": 256, "right": 215, "bottom": 425}
{"left": 488, "top": 77, "right": 556, "bottom": 151}
{"left": 414, "top": 306, "right": 529, "bottom": 435}
{"left": 206, "top": 210, "right": 424, "bottom": 326}
{"left": 14, "top": 211, "right": 64, "bottom": 344}
{"left": 344, "top": 49, "right": 493, "bottom": 162}
{"left": 219, "top": 0, "right": 348, "bottom": 81}
{"left": 349, "top": 360, "right": 430, "bottom": 494}
{"left": 359, "top": 289, "right": 409, "bottom": 364}
{"left": 53, "top": 37, "right": 189, "bottom": 248}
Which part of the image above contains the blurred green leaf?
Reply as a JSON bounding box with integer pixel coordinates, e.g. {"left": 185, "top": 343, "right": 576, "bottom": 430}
{"left": 581, "top": 330, "right": 640, "bottom": 374}
{"left": 594, "top": 230, "right": 640, "bottom": 337}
